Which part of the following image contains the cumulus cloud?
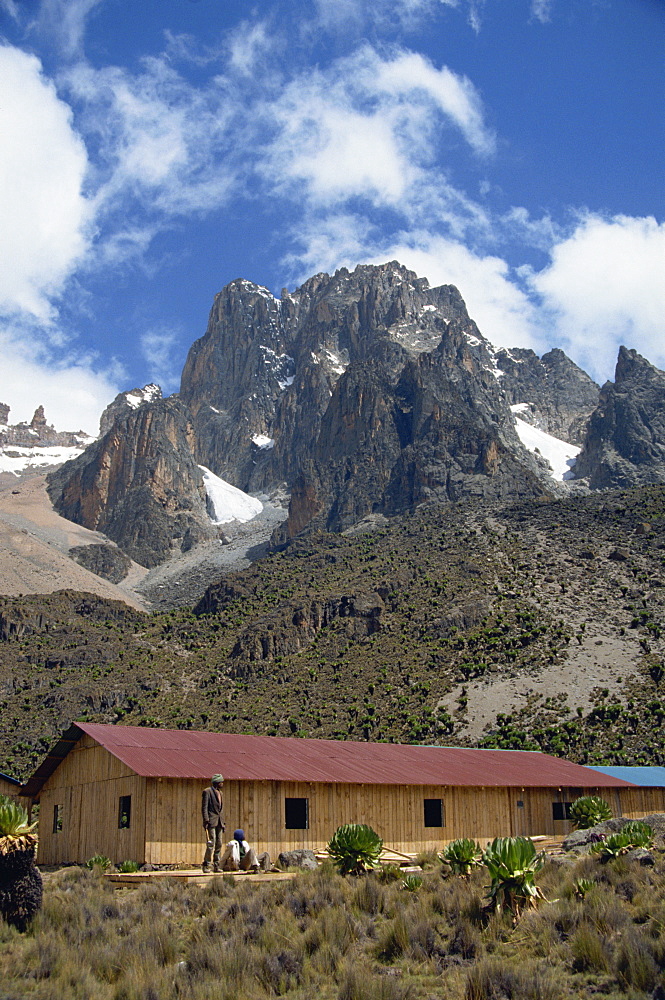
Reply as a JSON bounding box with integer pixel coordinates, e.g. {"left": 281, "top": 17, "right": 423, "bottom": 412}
{"left": 528, "top": 214, "right": 665, "bottom": 382}
{"left": 0, "top": 321, "right": 119, "bottom": 435}
{"left": 262, "top": 45, "right": 494, "bottom": 220}
{"left": 0, "top": 45, "right": 90, "bottom": 320}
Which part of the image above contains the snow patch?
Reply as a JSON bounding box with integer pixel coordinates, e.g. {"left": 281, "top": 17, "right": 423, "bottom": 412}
{"left": 252, "top": 434, "right": 274, "bottom": 450}
{"left": 422, "top": 304, "right": 437, "bottom": 313}
{"left": 0, "top": 445, "right": 87, "bottom": 476}
{"left": 512, "top": 413, "right": 580, "bottom": 481}
{"left": 199, "top": 466, "right": 263, "bottom": 525}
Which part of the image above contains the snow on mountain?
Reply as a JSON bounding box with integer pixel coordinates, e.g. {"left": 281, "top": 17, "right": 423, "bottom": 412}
{"left": 511, "top": 406, "right": 580, "bottom": 481}
{"left": 0, "top": 444, "right": 90, "bottom": 476}
{"left": 199, "top": 466, "right": 263, "bottom": 525}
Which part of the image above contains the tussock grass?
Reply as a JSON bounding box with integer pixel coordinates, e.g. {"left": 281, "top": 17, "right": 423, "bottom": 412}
{"left": 1, "top": 853, "right": 664, "bottom": 999}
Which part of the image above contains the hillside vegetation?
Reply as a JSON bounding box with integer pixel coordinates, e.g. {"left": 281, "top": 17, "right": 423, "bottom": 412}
{"left": 1, "top": 486, "right": 665, "bottom": 779}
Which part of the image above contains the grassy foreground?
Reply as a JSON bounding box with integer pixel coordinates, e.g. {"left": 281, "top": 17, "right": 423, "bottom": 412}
{"left": 1, "top": 853, "right": 664, "bottom": 1000}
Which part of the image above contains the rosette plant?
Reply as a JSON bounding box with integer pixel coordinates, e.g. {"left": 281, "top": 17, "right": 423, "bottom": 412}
{"left": 327, "top": 823, "right": 383, "bottom": 876}
{"left": 440, "top": 838, "right": 483, "bottom": 877}
{"left": 0, "top": 795, "right": 42, "bottom": 931}
{"left": 569, "top": 796, "right": 612, "bottom": 830}
{"left": 482, "top": 836, "right": 546, "bottom": 920}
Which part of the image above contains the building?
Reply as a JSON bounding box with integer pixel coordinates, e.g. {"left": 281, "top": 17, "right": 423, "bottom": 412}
{"left": 0, "top": 771, "right": 23, "bottom": 801}
{"left": 23, "top": 722, "right": 646, "bottom": 866}
{"left": 586, "top": 766, "right": 665, "bottom": 815}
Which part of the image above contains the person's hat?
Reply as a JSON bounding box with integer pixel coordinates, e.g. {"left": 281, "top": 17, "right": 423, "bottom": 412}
{"left": 212, "top": 774, "right": 224, "bottom": 784}
{"left": 234, "top": 829, "right": 245, "bottom": 842}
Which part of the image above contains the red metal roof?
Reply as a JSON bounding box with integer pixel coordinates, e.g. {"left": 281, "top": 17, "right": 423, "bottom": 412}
{"left": 41, "top": 723, "right": 633, "bottom": 790}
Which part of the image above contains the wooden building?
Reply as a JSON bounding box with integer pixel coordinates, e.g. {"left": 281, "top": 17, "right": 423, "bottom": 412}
{"left": 0, "top": 771, "right": 23, "bottom": 802}
{"left": 587, "top": 766, "right": 665, "bottom": 816}
{"left": 23, "top": 723, "right": 647, "bottom": 866}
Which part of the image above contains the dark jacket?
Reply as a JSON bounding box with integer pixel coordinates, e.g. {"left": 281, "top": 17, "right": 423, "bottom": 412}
{"left": 201, "top": 786, "right": 225, "bottom": 830}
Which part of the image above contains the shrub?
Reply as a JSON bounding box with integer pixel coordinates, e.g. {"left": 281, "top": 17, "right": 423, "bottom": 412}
{"left": 482, "top": 837, "right": 546, "bottom": 920}
{"left": 118, "top": 859, "right": 140, "bottom": 873}
{"left": 569, "top": 795, "right": 612, "bottom": 829}
{"left": 0, "top": 795, "right": 42, "bottom": 932}
{"left": 327, "top": 824, "right": 383, "bottom": 876}
{"left": 85, "top": 854, "right": 112, "bottom": 871}
{"left": 440, "top": 838, "right": 483, "bottom": 877}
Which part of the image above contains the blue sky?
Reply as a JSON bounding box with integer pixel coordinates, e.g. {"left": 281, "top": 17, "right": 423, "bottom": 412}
{"left": 1, "top": 0, "right": 663, "bottom": 434}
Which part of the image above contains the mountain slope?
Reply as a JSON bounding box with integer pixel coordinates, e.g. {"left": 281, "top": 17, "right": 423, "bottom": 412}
{"left": 2, "top": 483, "right": 664, "bottom": 780}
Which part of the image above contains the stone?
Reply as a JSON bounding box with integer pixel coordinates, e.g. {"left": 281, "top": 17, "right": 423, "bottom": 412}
{"left": 277, "top": 849, "right": 318, "bottom": 870}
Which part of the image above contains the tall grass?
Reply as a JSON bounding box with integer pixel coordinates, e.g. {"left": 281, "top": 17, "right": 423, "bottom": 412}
{"left": 1, "top": 852, "right": 664, "bottom": 1000}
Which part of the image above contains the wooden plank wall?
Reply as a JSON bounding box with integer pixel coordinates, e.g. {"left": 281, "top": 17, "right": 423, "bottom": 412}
{"left": 143, "top": 780, "right": 629, "bottom": 864}
{"left": 617, "top": 786, "right": 665, "bottom": 817}
{"left": 38, "top": 735, "right": 146, "bottom": 865}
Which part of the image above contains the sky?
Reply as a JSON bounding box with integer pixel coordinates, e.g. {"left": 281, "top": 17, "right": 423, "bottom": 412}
{"left": 0, "top": 0, "right": 663, "bottom": 435}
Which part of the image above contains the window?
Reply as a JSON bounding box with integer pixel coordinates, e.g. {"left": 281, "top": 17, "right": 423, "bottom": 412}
{"left": 552, "top": 802, "right": 573, "bottom": 821}
{"left": 118, "top": 795, "right": 131, "bottom": 830}
{"left": 285, "top": 797, "right": 309, "bottom": 829}
{"left": 52, "top": 804, "right": 62, "bottom": 833}
{"left": 424, "top": 798, "right": 444, "bottom": 827}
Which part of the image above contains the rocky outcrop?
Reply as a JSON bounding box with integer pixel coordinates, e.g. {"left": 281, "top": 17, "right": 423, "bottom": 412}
{"left": 496, "top": 347, "right": 599, "bottom": 444}
{"left": 574, "top": 348, "right": 665, "bottom": 488}
{"left": 0, "top": 404, "right": 91, "bottom": 449}
{"left": 68, "top": 543, "right": 132, "bottom": 583}
{"left": 48, "top": 396, "right": 217, "bottom": 568}
{"left": 48, "top": 262, "right": 665, "bottom": 566}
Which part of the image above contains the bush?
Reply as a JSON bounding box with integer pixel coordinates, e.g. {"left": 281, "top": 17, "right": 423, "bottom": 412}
{"left": 440, "top": 838, "right": 482, "bottom": 877}
{"left": 482, "top": 837, "right": 546, "bottom": 920}
{"left": 85, "top": 854, "right": 112, "bottom": 872}
{"left": 327, "top": 824, "right": 383, "bottom": 876}
{"left": 568, "top": 795, "right": 612, "bottom": 829}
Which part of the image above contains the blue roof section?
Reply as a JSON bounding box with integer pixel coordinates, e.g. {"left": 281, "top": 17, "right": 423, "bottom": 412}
{"left": 0, "top": 772, "right": 21, "bottom": 787}
{"left": 587, "top": 766, "right": 665, "bottom": 787}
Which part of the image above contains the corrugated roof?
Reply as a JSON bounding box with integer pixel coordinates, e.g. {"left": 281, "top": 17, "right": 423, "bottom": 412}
{"left": 587, "top": 765, "right": 665, "bottom": 787}
{"left": 22, "top": 723, "right": 636, "bottom": 798}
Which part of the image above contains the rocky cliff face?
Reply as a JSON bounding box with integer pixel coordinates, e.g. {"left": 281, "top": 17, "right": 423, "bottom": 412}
{"left": 574, "top": 347, "right": 665, "bottom": 489}
{"left": 495, "top": 347, "right": 599, "bottom": 444}
{"left": 47, "top": 394, "right": 216, "bottom": 567}
{"left": 47, "top": 261, "right": 665, "bottom": 567}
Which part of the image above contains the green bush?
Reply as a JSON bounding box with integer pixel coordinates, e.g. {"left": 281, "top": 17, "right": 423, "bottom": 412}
{"left": 440, "top": 838, "right": 482, "bottom": 877}
{"left": 84, "top": 854, "right": 112, "bottom": 872}
{"left": 118, "top": 859, "right": 140, "bottom": 873}
{"left": 482, "top": 837, "right": 546, "bottom": 919}
{"left": 569, "top": 795, "right": 612, "bottom": 829}
{"left": 327, "top": 824, "right": 383, "bottom": 876}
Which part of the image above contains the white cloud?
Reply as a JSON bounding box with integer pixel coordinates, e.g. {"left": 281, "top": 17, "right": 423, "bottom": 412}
{"left": 530, "top": 0, "right": 553, "bottom": 23}
{"left": 0, "top": 322, "right": 118, "bottom": 435}
{"left": 140, "top": 328, "right": 181, "bottom": 393}
{"left": 263, "top": 45, "right": 494, "bottom": 216}
{"left": 63, "top": 56, "right": 241, "bottom": 221}
{"left": 528, "top": 214, "right": 665, "bottom": 381}
{"left": 0, "top": 45, "right": 90, "bottom": 320}
{"left": 36, "top": 0, "right": 104, "bottom": 59}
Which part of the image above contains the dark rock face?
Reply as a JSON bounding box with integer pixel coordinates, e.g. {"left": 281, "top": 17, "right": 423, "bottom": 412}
{"left": 574, "top": 348, "right": 665, "bottom": 488}
{"left": 68, "top": 543, "right": 132, "bottom": 583}
{"left": 48, "top": 396, "right": 217, "bottom": 568}
{"left": 496, "top": 347, "right": 599, "bottom": 444}
{"left": 51, "top": 261, "right": 665, "bottom": 566}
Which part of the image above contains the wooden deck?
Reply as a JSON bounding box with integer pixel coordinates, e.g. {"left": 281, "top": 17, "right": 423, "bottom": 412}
{"left": 105, "top": 869, "right": 298, "bottom": 887}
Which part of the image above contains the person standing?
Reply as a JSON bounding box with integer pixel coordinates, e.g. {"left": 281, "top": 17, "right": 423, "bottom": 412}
{"left": 201, "top": 774, "right": 225, "bottom": 872}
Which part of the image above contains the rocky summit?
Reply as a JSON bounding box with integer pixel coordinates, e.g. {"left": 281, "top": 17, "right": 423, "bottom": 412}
{"left": 46, "top": 262, "right": 665, "bottom": 569}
